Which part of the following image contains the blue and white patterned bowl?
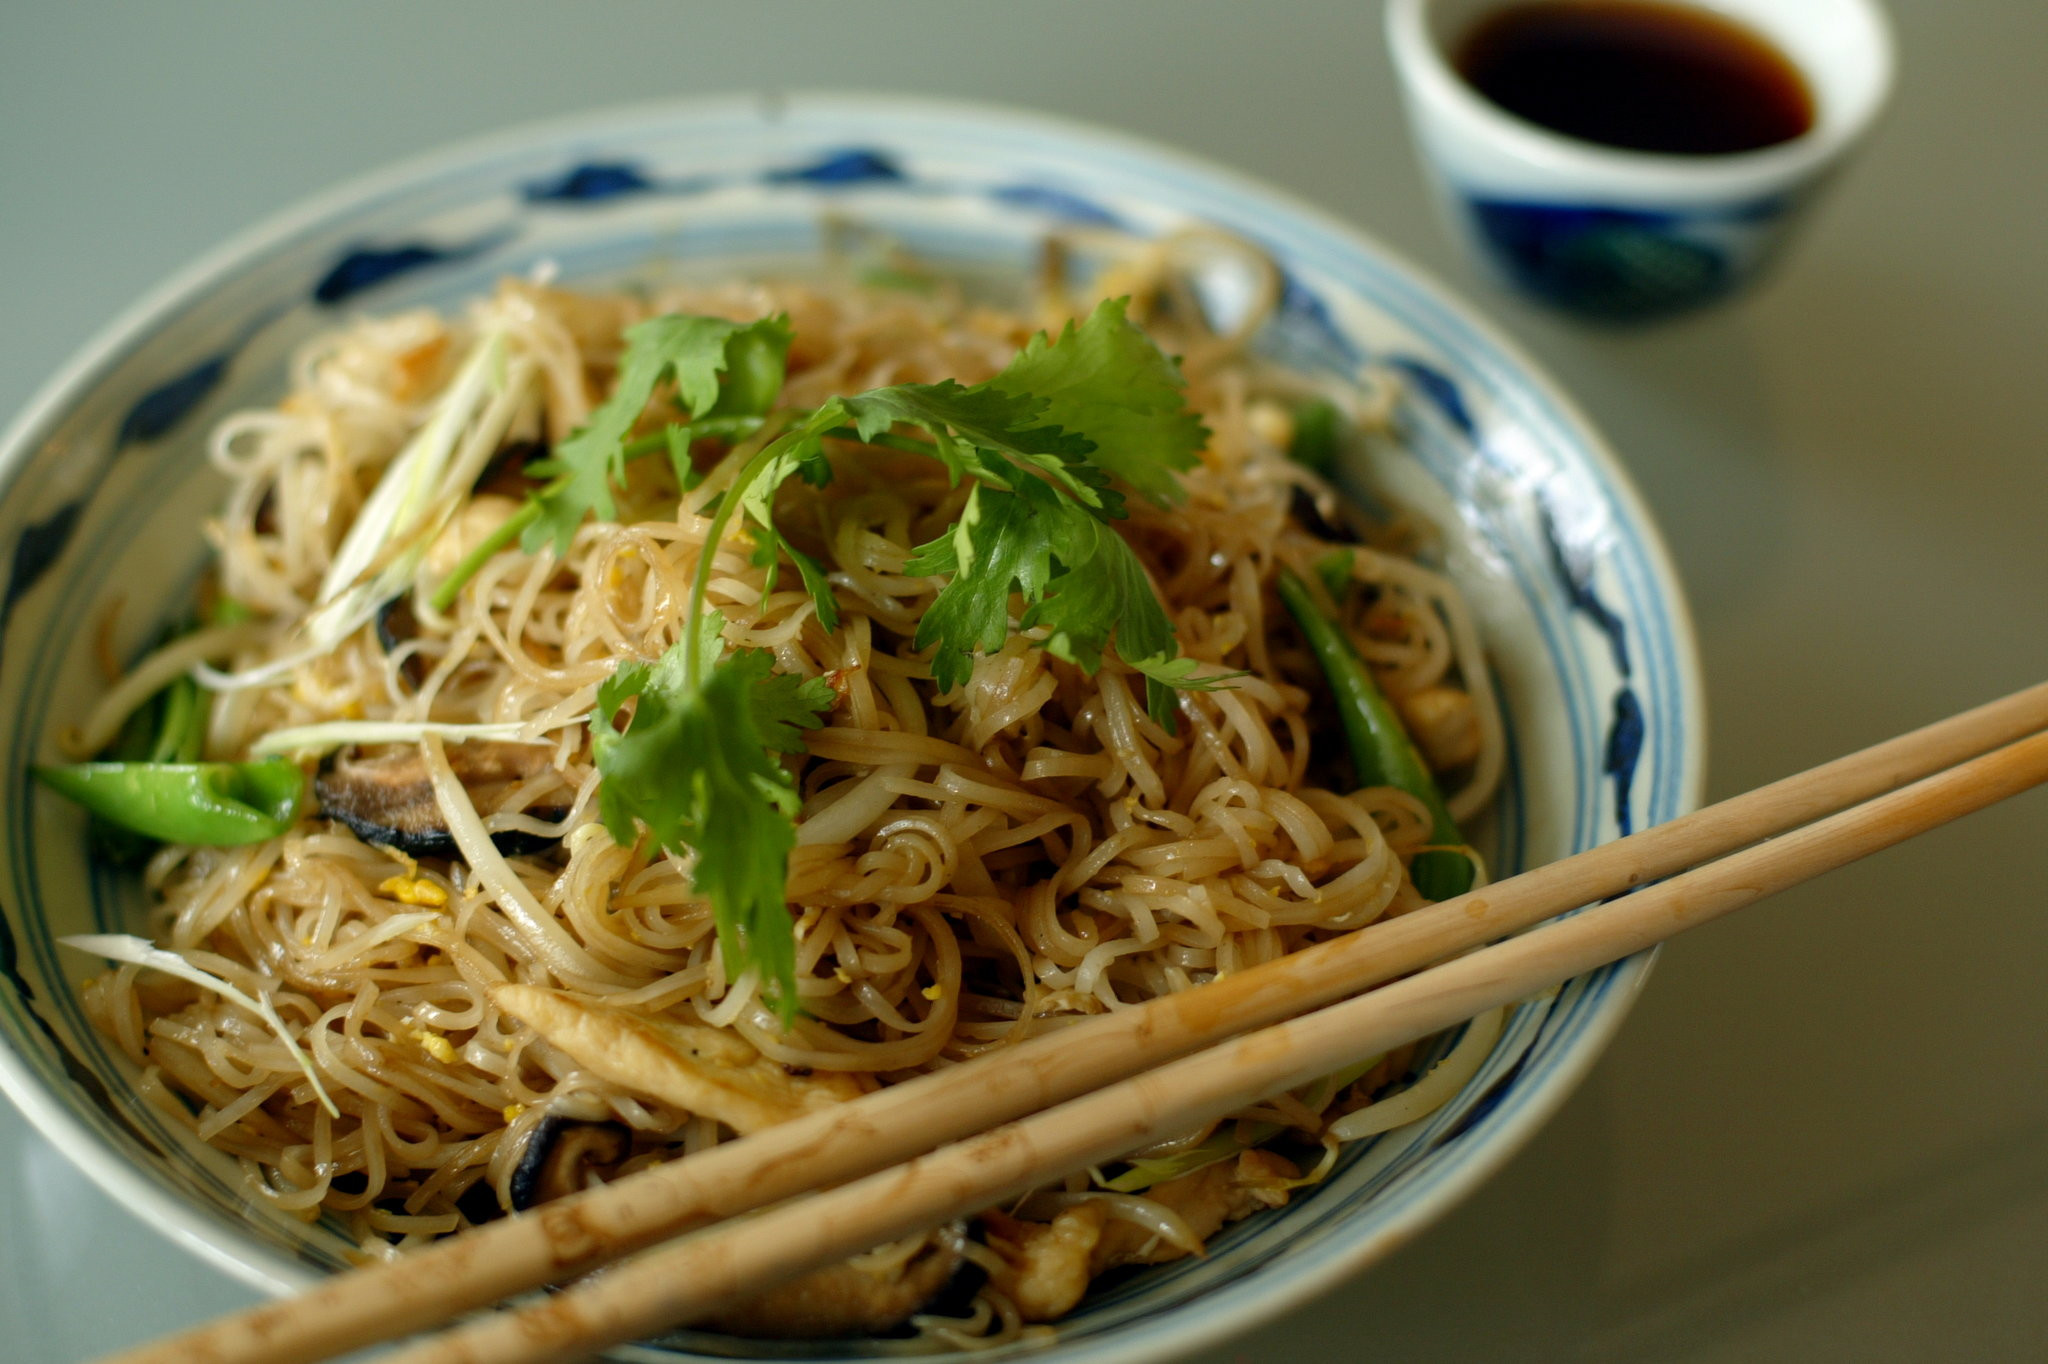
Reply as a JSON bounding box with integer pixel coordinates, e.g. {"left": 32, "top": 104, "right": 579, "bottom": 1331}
{"left": 0, "top": 95, "right": 1703, "bottom": 1362}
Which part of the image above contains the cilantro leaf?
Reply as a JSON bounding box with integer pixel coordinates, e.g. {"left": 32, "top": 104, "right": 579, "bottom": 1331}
{"left": 680, "top": 610, "right": 836, "bottom": 751}
{"left": 903, "top": 479, "right": 1067, "bottom": 693}
{"left": 839, "top": 300, "right": 1205, "bottom": 513}
{"left": 839, "top": 383, "right": 1074, "bottom": 470}
{"left": 664, "top": 422, "right": 700, "bottom": 491}
{"left": 1033, "top": 525, "right": 1243, "bottom": 725}
{"left": 524, "top": 314, "right": 793, "bottom": 555}
{"left": 590, "top": 613, "right": 831, "bottom": 1021}
{"left": 776, "top": 538, "right": 839, "bottom": 631}
{"left": 739, "top": 429, "right": 840, "bottom": 631}
{"left": 987, "top": 298, "right": 1208, "bottom": 507}
{"left": 1020, "top": 513, "right": 1155, "bottom": 675}
{"left": 839, "top": 384, "right": 1127, "bottom": 516}
{"left": 732, "top": 651, "right": 838, "bottom": 754}
{"left": 907, "top": 481, "right": 1238, "bottom": 724}
{"left": 711, "top": 316, "right": 799, "bottom": 419}
{"left": 870, "top": 300, "right": 1226, "bottom": 722}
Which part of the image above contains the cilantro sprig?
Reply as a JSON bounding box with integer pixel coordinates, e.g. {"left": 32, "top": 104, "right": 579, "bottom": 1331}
{"left": 426, "top": 316, "right": 792, "bottom": 612}
{"left": 488, "top": 294, "right": 1237, "bottom": 1025}
{"left": 525, "top": 314, "right": 794, "bottom": 556}
{"left": 984, "top": 302, "right": 1207, "bottom": 506}
{"left": 726, "top": 298, "right": 1236, "bottom": 723}
{"left": 593, "top": 613, "right": 832, "bottom": 1023}
{"left": 906, "top": 481, "right": 1232, "bottom": 719}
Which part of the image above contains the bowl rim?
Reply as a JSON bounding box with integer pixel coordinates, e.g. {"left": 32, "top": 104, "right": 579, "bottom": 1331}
{"left": 0, "top": 90, "right": 1707, "bottom": 1359}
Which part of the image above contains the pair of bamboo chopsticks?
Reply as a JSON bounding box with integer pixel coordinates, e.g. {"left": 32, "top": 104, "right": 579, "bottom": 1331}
{"left": 102, "top": 681, "right": 2048, "bottom": 1364}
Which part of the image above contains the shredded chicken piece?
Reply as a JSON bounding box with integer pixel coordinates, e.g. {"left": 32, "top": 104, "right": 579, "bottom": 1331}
{"left": 701, "top": 1230, "right": 961, "bottom": 1338}
{"left": 425, "top": 494, "right": 523, "bottom": 577}
{"left": 979, "top": 1146, "right": 1303, "bottom": 1323}
{"left": 1397, "top": 684, "right": 1482, "bottom": 771}
{"left": 984, "top": 1205, "right": 1107, "bottom": 1323}
{"left": 1093, "top": 1151, "right": 1301, "bottom": 1270}
{"left": 1233, "top": 1148, "right": 1299, "bottom": 1208}
{"left": 493, "top": 985, "right": 868, "bottom": 1133}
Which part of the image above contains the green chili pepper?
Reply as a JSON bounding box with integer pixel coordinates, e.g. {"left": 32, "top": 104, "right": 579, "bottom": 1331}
{"left": 85, "top": 667, "right": 213, "bottom": 863}
{"left": 35, "top": 758, "right": 306, "bottom": 846}
{"left": 89, "top": 690, "right": 165, "bottom": 865}
{"left": 147, "top": 675, "right": 207, "bottom": 765}
{"left": 1276, "top": 567, "right": 1475, "bottom": 901}
{"left": 857, "top": 264, "right": 939, "bottom": 295}
{"left": 1288, "top": 397, "right": 1343, "bottom": 475}
{"left": 1312, "top": 548, "right": 1356, "bottom": 603}
{"left": 207, "top": 595, "right": 257, "bottom": 627}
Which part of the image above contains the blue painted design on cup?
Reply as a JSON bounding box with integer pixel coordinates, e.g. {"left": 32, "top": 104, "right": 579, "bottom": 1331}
{"left": 1464, "top": 198, "right": 1750, "bottom": 320}
{"left": 766, "top": 148, "right": 905, "bottom": 186}
{"left": 1442, "top": 1047, "right": 1531, "bottom": 1141}
{"left": 0, "top": 894, "right": 156, "bottom": 1154}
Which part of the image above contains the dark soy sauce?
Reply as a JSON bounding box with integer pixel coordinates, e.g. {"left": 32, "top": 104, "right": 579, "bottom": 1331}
{"left": 1456, "top": 1, "right": 1815, "bottom": 155}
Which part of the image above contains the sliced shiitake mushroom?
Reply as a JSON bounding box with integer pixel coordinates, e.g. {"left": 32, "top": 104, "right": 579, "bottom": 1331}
{"left": 315, "top": 742, "right": 566, "bottom": 858}
{"left": 1289, "top": 484, "right": 1365, "bottom": 546}
{"left": 475, "top": 438, "right": 548, "bottom": 501}
{"left": 507, "top": 1115, "right": 631, "bottom": 1212}
{"left": 375, "top": 595, "right": 429, "bottom": 692}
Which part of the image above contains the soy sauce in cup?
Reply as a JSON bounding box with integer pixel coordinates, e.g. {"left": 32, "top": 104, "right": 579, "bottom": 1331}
{"left": 1456, "top": 0, "right": 1815, "bottom": 156}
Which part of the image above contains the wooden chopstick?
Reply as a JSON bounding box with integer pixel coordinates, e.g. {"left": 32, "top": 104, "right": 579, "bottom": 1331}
{"left": 98, "top": 681, "right": 2048, "bottom": 1364}
{"left": 373, "top": 726, "right": 2048, "bottom": 1364}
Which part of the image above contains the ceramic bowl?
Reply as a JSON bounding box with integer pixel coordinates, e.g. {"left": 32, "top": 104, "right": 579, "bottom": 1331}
{"left": 0, "top": 94, "right": 1703, "bottom": 1363}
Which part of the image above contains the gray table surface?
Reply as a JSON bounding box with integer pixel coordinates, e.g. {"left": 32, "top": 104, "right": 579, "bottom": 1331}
{"left": 3, "top": 2, "right": 2045, "bottom": 1360}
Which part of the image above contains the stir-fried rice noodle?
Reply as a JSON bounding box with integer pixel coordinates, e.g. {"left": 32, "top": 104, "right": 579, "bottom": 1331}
{"left": 78, "top": 255, "right": 1506, "bottom": 1340}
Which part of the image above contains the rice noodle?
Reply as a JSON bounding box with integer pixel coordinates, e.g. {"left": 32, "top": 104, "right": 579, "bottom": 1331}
{"left": 73, "top": 264, "right": 1508, "bottom": 1340}
{"left": 1328, "top": 1005, "right": 1508, "bottom": 1142}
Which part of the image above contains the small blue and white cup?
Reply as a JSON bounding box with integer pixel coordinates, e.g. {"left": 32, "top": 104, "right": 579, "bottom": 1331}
{"left": 1386, "top": 0, "right": 1896, "bottom": 320}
